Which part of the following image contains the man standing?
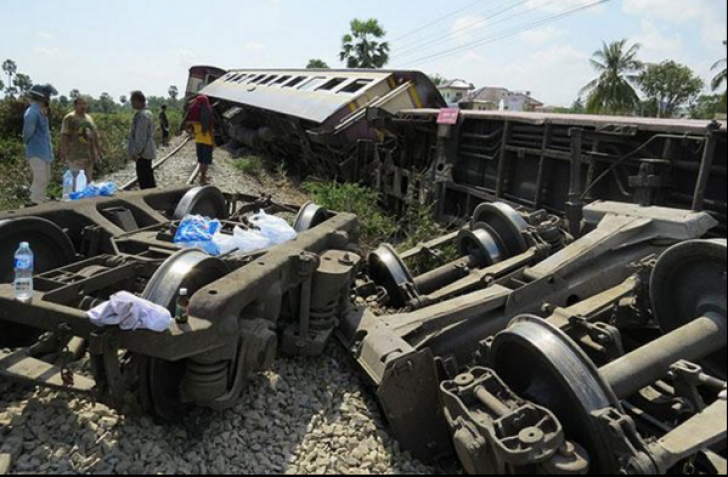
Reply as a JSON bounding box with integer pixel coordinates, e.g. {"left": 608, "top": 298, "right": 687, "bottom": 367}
{"left": 127, "top": 91, "right": 157, "bottom": 189}
{"left": 183, "top": 95, "right": 215, "bottom": 186}
{"left": 23, "top": 84, "right": 58, "bottom": 205}
{"left": 60, "top": 96, "right": 103, "bottom": 184}
{"left": 159, "top": 104, "right": 171, "bottom": 147}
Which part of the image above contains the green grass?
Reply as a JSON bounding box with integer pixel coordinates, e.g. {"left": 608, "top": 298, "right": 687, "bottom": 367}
{"left": 233, "top": 156, "right": 265, "bottom": 178}
{"left": 303, "top": 181, "right": 397, "bottom": 250}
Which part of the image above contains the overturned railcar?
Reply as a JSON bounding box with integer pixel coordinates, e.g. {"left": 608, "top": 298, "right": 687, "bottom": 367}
{"left": 370, "top": 109, "right": 727, "bottom": 236}
{"left": 197, "top": 68, "right": 445, "bottom": 180}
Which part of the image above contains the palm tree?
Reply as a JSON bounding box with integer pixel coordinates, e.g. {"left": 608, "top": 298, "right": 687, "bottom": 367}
{"left": 581, "top": 40, "right": 643, "bottom": 115}
{"left": 711, "top": 41, "right": 727, "bottom": 101}
{"left": 340, "top": 19, "right": 390, "bottom": 69}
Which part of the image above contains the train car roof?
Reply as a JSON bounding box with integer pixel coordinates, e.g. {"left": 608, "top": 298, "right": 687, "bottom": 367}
{"left": 399, "top": 109, "right": 727, "bottom": 135}
{"left": 200, "top": 69, "right": 437, "bottom": 124}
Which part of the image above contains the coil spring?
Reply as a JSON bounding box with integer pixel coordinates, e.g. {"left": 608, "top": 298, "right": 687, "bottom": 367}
{"left": 310, "top": 302, "right": 339, "bottom": 332}
{"left": 182, "top": 360, "right": 229, "bottom": 402}
{"left": 536, "top": 216, "right": 568, "bottom": 253}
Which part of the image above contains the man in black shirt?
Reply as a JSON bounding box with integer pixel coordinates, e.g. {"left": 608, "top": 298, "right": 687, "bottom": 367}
{"left": 159, "top": 104, "right": 171, "bottom": 147}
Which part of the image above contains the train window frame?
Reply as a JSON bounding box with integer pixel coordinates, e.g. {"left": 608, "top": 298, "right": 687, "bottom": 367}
{"left": 250, "top": 74, "right": 267, "bottom": 84}
{"left": 259, "top": 75, "right": 278, "bottom": 86}
{"left": 274, "top": 75, "right": 293, "bottom": 86}
{"left": 317, "top": 78, "right": 348, "bottom": 92}
{"left": 284, "top": 76, "right": 307, "bottom": 88}
{"left": 339, "top": 79, "right": 375, "bottom": 94}
{"left": 297, "top": 77, "right": 328, "bottom": 92}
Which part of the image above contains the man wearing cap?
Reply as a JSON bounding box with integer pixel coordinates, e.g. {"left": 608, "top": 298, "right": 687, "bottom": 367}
{"left": 23, "top": 84, "right": 58, "bottom": 205}
{"left": 127, "top": 91, "right": 157, "bottom": 189}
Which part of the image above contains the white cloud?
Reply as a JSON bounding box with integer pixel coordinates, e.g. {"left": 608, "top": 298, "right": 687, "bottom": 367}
{"left": 526, "top": 0, "right": 601, "bottom": 13}
{"left": 451, "top": 16, "right": 487, "bottom": 44}
{"left": 447, "top": 44, "right": 592, "bottom": 106}
{"left": 33, "top": 46, "right": 60, "bottom": 57}
{"left": 520, "top": 26, "right": 566, "bottom": 46}
{"left": 634, "top": 20, "right": 684, "bottom": 61}
{"left": 244, "top": 41, "right": 265, "bottom": 51}
{"left": 177, "top": 49, "right": 197, "bottom": 68}
{"left": 623, "top": 0, "right": 726, "bottom": 47}
{"left": 37, "top": 31, "right": 55, "bottom": 41}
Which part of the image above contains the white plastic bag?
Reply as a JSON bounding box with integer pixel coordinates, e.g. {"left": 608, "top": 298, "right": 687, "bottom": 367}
{"left": 232, "top": 227, "right": 273, "bottom": 253}
{"left": 250, "top": 211, "right": 298, "bottom": 245}
{"left": 87, "top": 291, "right": 173, "bottom": 332}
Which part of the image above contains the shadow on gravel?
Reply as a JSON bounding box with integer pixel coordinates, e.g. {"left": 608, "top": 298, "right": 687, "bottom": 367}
{"left": 0, "top": 344, "right": 439, "bottom": 475}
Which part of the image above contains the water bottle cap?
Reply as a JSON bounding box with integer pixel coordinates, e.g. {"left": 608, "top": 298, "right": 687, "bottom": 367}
{"left": 20, "top": 242, "right": 29, "bottom": 248}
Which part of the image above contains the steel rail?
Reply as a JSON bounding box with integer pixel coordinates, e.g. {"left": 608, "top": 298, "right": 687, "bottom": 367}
{"left": 121, "top": 136, "right": 193, "bottom": 191}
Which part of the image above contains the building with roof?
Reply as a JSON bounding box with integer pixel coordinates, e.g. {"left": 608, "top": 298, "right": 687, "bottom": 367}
{"left": 461, "top": 86, "right": 545, "bottom": 112}
{"left": 437, "top": 79, "right": 475, "bottom": 107}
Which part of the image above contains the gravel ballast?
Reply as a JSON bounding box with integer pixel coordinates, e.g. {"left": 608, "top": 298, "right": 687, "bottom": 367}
{"left": 0, "top": 142, "right": 439, "bottom": 475}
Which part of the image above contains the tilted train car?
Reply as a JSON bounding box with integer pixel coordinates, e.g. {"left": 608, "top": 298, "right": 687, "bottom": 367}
{"left": 369, "top": 109, "right": 728, "bottom": 236}
{"left": 185, "top": 65, "right": 227, "bottom": 100}
{"left": 194, "top": 68, "right": 445, "bottom": 180}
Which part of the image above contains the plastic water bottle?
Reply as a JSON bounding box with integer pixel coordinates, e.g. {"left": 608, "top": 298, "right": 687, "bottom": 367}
{"left": 13, "top": 242, "right": 34, "bottom": 303}
{"left": 76, "top": 170, "right": 88, "bottom": 193}
{"left": 62, "top": 169, "right": 74, "bottom": 201}
{"left": 175, "top": 288, "right": 190, "bottom": 324}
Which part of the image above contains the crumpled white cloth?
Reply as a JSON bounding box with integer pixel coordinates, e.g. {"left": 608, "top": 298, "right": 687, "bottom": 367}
{"left": 87, "top": 291, "right": 173, "bottom": 333}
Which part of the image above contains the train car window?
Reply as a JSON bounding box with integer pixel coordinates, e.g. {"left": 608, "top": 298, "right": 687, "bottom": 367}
{"left": 298, "top": 77, "right": 328, "bottom": 92}
{"left": 284, "top": 76, "right": 307, "bottom": 88}
{"left": 340, "top": 79, "right": 375, "bottom": 94}
{"left": 235, "top": 74, "right": 250, "bottom": 83}
{"left": 260, "top": 75, "right": 278, "bottom": 85}
{"left": 250, "top": 74, "right": 267, "bottom": 84}
{"left": 274, "top": 75, "right": 293, "bottom": 86}
{"left": 317, "top": 78, "right": 347, "bottom": 92}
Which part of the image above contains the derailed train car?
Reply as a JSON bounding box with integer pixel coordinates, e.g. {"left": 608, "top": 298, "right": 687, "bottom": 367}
{"left": 197, "top": 67, "right": 445, "bottom": 180}
{"left": 369, "top": 109, "right": 728, "bottom": 235}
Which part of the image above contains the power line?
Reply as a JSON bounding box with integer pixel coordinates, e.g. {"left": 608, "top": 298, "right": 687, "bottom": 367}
{"left": 394, "top": 0, "right": 515, "bottom": 51}
{"left": 399, "top": 0, "right": 612, "bottom": 69}
{"left": 391, "top": 0, "right": 490, "bottom": 44}
{"left": 393, "top": 0, "right": 533, "bottom": 61}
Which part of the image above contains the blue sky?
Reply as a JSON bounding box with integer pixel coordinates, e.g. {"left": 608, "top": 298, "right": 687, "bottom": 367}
{"left": 0, "top": 0, "right": 725, "bottom": 106}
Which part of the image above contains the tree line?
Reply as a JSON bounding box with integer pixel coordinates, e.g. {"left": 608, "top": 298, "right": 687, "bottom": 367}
{"left": 1, "top": 59, "right": 183, "bottom": 114}
{"left": 580, "top": 39, "right": 727, "bottom": 119}
{"left": 304, "top": 18, "right": 727, "bottom": 120}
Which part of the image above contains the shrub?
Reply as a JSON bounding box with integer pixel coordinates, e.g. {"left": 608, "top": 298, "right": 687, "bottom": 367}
{"left": 234, "top": 155, "right": 264, "bottom": 178}
{"left": 303, "top": 181, "right": 397, "bottom": 249}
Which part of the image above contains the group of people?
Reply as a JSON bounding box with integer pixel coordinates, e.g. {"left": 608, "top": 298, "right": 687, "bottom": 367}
{"left": 22, "top": 84, "right": 217, "bottom": 206}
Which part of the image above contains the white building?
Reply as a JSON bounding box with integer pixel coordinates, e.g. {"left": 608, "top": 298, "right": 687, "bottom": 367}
{"left": 461, "top": 87, "right": 545, "bottom": 112}
{"left": 437, "top": 79, "right": 475, "bottom": 107}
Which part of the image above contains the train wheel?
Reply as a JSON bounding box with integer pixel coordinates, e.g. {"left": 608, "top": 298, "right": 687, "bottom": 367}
{"left": 0, "top": 218, "right": 77, "bottom": 347}
{"left": 126, "top": 249, "right": 229, "bottom": 420}
{"left": 173, "top": 186, "right": 228, "bottom": 221}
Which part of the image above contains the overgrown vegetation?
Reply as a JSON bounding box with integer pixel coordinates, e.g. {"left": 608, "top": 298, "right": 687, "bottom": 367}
{"left": 233, "top": 155, "right": 265, "bottom": 179}
{"left": 301, "top": 181, "right": 455, "bottom": 263}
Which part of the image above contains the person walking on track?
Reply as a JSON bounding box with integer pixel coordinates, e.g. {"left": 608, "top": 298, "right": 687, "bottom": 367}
{"left": 60, "top": 96, "right": 103, "bottom": 185}
{"left": 23, "top": 83, "right": 58, "bottom": 206}
{"left": 127, "top": 91, "right": 157, "bottom": 190}
{"left": 183, "top": 94, "right": 215, "bottom": 186}
{"left": 159, "top": 104, "right": 171, "bottom": 147}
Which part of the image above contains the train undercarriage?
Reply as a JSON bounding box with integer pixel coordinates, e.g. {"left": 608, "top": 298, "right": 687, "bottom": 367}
{"left": 0, "top": 186, "right": 361, "bottom": 418}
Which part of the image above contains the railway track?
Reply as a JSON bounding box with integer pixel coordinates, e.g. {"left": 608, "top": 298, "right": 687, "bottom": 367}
{"left": 111, "top": 136, "right": 200, "bottom": 191}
